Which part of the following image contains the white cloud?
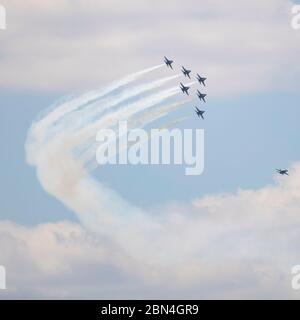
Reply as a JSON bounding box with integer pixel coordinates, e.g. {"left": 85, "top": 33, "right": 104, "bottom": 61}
{"left": 0, "top": 0, "right": 299, "bottom": 96}
{"left": 1, "top": 164, "right": 300, "bottom": 298}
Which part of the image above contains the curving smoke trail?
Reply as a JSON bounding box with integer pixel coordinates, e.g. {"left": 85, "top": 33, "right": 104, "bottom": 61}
{"left": 25, "top": 66, "right": 300, "bottom": 293}
{"left": 27, "top": 65, "right": 165, "bottom": 160}
{"left": 25, "top": 66, "right": 192, "bottom": 265}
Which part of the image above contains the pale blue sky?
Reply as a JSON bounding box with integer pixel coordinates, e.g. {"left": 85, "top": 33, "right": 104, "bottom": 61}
{"left": 1, "top": 88, "right": 299, "bottom": 225}
{"left": 0, "top": 0, "right": 300, "bottom": 299}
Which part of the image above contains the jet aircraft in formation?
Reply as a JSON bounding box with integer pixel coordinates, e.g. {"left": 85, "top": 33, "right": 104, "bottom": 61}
{"left": 197, "top": 90, "right": 207, "bottom": 103}
{"left": 180, "top": 82, "right": 190, "bottom": 95}
{"left": 164, "top": 56, "right": 289, "bottom": 176}
{"left": 196, "top": 73, "right": 207, "bottom": 86}
{"left": 181, "top": 66, "right": 191, "bottom": 79}
{"left": 195, "top": 107, "right": 205, "bottom": 119}
{"left": 164, "top": 56, "right": 173, "bottom": 69}
{"left": 164, "top": 56, "right": 207, "bottom": 119}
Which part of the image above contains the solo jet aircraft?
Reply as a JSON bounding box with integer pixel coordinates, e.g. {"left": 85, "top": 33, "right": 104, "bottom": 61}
{"left": 276, "top": 169, "right": 289, "bottom": 176}
{"left": 164, "top": 56, "right": 173, "bottom": 69}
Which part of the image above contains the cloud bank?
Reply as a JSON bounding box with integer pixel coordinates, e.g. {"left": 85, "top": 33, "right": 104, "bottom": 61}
{"left": 0, "top": 0, "right": 300, "bottom": 96}
{"left": 1, "top": 162, "right": 300, "bottom": 298}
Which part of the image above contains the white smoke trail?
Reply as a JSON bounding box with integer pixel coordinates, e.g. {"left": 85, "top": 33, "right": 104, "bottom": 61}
{"left": 86, "top": 100, "right": 190, "bottom": 169}
{"left": 65, "top": 74, "right": 181, "bottom": 133}
{"left": 40, "top": 64, "right": 164, "bottom": 126}
{"left": 77, "top": 85, "right": 185, "bottom": 164}
{"left": 27, "top": 65, "right": 165, "bottom": 162}
{"left": 25, "top": 66, "right": 191, "bottom": 264}
{"left": 24, "top": 67, "right": 300, "bottom": 294}
{"left": 162, "top": 116, "right": 191, "bottom": 129}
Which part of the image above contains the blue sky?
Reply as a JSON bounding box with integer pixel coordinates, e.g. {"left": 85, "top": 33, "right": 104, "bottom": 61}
{"left": 0, "top": 0, "right": 300, "bottom": 299}
{"left": 1, "top": 89, "right": 299, "bottom": 224}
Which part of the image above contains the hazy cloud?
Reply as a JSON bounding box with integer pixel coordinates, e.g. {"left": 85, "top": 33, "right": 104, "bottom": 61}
{"left": 0, "top": 0, "right": 299, "bottom": 95}
{"left": 1, "top": 164, "right": 300, "bottom": 298}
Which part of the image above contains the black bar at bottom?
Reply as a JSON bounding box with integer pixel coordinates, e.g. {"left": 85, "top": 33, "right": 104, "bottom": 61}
{"left": 0, "top": 300, "right": 297, "bottom": 319}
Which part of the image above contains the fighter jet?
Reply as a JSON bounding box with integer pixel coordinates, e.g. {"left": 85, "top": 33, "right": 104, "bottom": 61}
{"left": 197, "top": 90, "right": 207, "bottom": 102}
{"left": 164, "top": 56, "right": 173, "bottom": 69}
{"left": 195, "top": 107, "right": 205, "bottom": 119}
{"left": 181, "top": 66, "right": 191, "bottom": 79}
{"left": 180, "top": 83, "right": 190, "bottom": 95}
{"left": 196, "top": 74, "right": 207, "bottom": 86}
{"left": 276, "top": 169, "right": 289, "bottom": 176}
